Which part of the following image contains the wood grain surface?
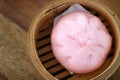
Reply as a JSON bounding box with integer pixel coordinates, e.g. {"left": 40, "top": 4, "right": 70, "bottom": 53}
{"left": 0, "top": 13, "right": 45, "bottom": 80}
{"left": 0, "top": 0, "right": 52, "bottom": 31}
{"left": 0, "top": 0, "right": 119, "bottom": 80}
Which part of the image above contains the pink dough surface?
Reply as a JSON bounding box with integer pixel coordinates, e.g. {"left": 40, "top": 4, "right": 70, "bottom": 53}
{"left": 51, "top": 12, "right": 112, "bottom": 74}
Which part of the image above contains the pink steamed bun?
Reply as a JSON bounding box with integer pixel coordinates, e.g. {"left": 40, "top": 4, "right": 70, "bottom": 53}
{"left": 51, "top": 11, "right": 112, "bottom": 74}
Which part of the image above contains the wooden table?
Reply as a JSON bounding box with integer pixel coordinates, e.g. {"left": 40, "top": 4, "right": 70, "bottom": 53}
{"left": 0, "top": 0, "right": 119, "bottom": 80}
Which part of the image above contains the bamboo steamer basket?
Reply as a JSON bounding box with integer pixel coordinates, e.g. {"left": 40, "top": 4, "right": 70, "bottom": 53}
{"left": 28, "top": 0, "right": 120, "bottom": 80}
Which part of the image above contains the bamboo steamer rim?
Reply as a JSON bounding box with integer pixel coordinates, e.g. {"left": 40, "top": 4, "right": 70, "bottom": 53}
{"left": 28, "top": 0, "right": 120, "bottom": 80}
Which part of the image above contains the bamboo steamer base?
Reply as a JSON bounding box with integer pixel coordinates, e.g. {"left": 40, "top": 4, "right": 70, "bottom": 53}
{"left": 28, "top": 0, "right": 120, "bottom": 80}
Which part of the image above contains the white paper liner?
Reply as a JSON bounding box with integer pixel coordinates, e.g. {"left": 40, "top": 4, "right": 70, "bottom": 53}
{"left": 54, "top": 4, "right": 90, "bottom": 25}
